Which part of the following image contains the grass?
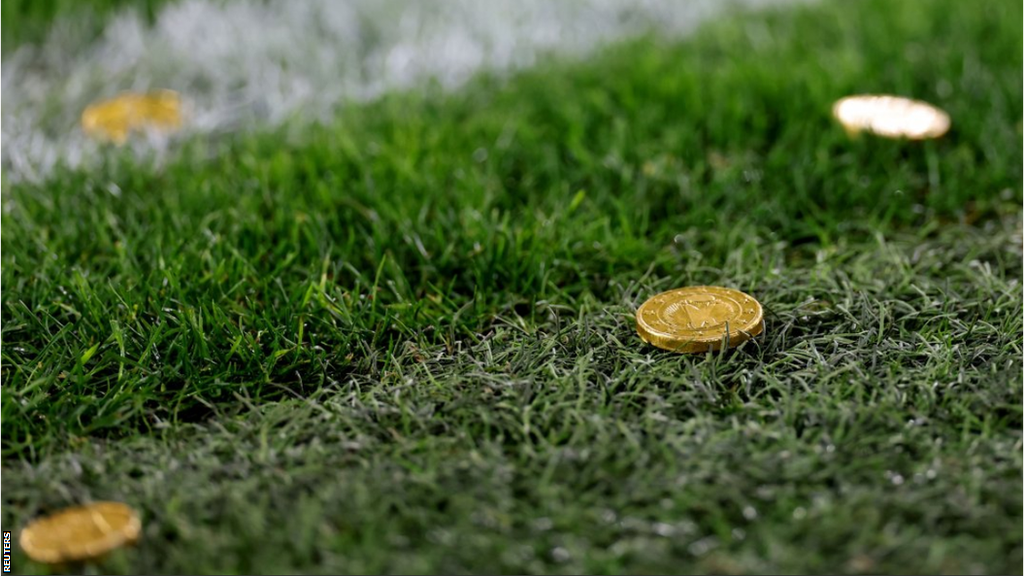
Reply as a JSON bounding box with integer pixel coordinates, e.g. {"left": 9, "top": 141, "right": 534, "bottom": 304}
{"left": 1, "top": 0, "right": 165, "bottom": 52}
{"left": 2, "top": 0, "right": 1022, "bottom": 573}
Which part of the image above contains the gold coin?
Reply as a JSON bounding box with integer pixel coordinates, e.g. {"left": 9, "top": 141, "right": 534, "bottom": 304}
{"left": 19, "top": 502, "right": 141, "bottom": 565}
{"left": 636, "top": 286, "right": 764, "bottom": 353}
{"left": 81, "top": 90, "right": 183, "bottom": 144}
{"left": 832, "top": 94, "right": 950, "bottom": 140}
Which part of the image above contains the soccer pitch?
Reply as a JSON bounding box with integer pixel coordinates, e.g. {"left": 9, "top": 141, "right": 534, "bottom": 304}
{"left": 2, "top": 0, "right": 1022, "bottom": 573}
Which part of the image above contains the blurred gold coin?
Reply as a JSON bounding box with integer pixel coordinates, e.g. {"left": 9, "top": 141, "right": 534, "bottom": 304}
{"left": 636, "top": 286, "right": 764, "bottom": 353}
{"left": 81, "top": 90, "right": 182, "bottom": 144}
{"left": 832, "top": 94, "right": 950, "bottom": 140}
{"left": 20, "top": 501, "right": 141, "bottom": 565}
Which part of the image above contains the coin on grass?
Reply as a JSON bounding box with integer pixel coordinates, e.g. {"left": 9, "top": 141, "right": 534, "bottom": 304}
{"left": 20, "top": 501, "right": 141, "bottom": 565}
{"left": 636, "top": 286, "right": 764, "bottom": 353}
{"left": 832, "top": 94, "right": 950, "bottom": 140}
{"left": 81, "top": 90, "right": 183, "bottom": 144}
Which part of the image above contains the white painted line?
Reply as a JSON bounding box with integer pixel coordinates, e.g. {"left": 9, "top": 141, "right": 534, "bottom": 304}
{"left": 2, "top": 0, "right": 799, "bottom": 183}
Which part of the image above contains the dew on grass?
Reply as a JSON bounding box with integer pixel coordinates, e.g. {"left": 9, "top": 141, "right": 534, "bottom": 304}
{"left": 550, "top": 546, "right": 571, "bottom": 563}
{"left": 687, "top": 536, "right": 717, "bottom": 556}
{"left": 652, "top": 522, "right": 675, "bottom": 537}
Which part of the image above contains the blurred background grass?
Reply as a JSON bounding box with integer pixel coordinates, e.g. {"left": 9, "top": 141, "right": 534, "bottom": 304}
{"left": 2, "top": 0, "right": 166, "bottom": 51}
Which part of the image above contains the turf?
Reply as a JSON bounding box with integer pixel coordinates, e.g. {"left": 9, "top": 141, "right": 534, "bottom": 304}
{"left": 1, "top": 0, "right": 165, "bottom": 52}
{"left": 2, "top": 0, "right": 1022, "bottom": 573}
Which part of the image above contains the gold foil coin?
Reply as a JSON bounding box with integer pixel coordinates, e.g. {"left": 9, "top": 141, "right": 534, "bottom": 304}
{"left": 19, "top": 501, "right": 141, "bottom": 565}
{"left": 81, "top": 90, "right": 183, "bottom": 144}
{"left": 832, "top": 94, "right": 950, "bottom": 140}
{"left": 636, "top": 286, "right": 764, "bottom": 353}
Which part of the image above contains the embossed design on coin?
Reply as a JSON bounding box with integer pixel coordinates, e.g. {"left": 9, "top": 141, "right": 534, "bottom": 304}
{"left": 20, "top": 502, "right": 141, "bottom": 565}
{"left": 636, "top": 286, "right": 764, "bottom": 353}
{"left": 832, "top": 94, "right": 950, "bottom": 140}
